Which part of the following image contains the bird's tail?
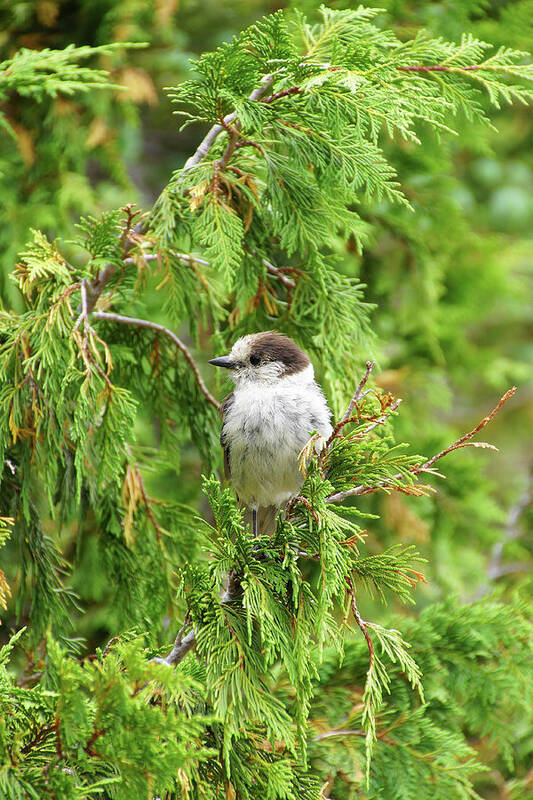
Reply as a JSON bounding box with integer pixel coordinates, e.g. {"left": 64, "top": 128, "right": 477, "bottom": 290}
{"left": 242, "top": 505, "right": 280, "bottom": 536}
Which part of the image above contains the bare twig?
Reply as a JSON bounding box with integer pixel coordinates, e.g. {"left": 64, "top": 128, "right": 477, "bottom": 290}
{"left": 398, "top": 64, "right": 487, "bottom": 73}
{"left": 345, "top": 575, "right": 374, "bottom": 670}
{"left": 419, "top": 387, "right": 515, "bottom": 472}
{"left": 341, "top": 361, "right": 375, "bottom": 424}
{"left": 172, "top": 250, "right": 298, "bottom": 296}
{"left": 313, "top": 728, "right": 365, "bottom": 741}
{"left": 91, "top": 311, "right": 220, "bottom": 412}
{"left": 152, "top": 612, "right": 194, "bottom": 666}
{"left": 154, "top": 571, "right": 240, "bottom": 667}
{"left": 263, "top": 258, "right": 297, "bottom": 290}
{"left": 327, "top": 388, "right": 516, "bottom": 504}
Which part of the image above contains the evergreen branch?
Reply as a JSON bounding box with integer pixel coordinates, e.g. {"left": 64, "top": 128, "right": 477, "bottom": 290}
{"left": 155, "top": 570, "right": 240, "bottom": 666}
{"left": 180, "top": 74, "right": 273, "bottom": 176}
{"left": 173, "top": 250, "right": 297, "bottom": 292}
{"left": 90, "top": 311, "right": 221, "bottom": 412}
{"left": 326, "top": 388, "right": 516, "bottom": 504}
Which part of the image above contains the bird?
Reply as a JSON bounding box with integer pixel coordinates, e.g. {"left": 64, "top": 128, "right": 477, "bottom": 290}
{"left": 209, "top": 331, "right": 333, "bottom": 536}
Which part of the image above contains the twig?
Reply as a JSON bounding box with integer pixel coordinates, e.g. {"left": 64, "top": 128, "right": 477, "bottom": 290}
{"left": 171, "top": 250, "right": 298, "bottom": 296}
{"left": 91, "top": 311, "right": 220, "bottom": 413}
{"left": 262, "top": 258, "right": 296, "bottom": 290}
{"left": 261, "top": 86, "right": 303, "bottom": 104}
{"left": 345, "top": 575, "right": 374, "bottom": 670}
{"left": 313, "top": 728, "right": 365, "bottom": 741}
{"left": 323, "top": 361, "right": 377, "bottom": 453}
{"left": 398, "top": 64, "right": 485, "bottom": 73}
{"left": 419, "top": 387, "right": 515, "bottom": 471}
{"left": 154, "top": 571, "right": 240, "bottom": 667}
{"left": 340, "top": 362, "right": 375, "bottom": 424}
{"left": 327, "top": 388, "right": 516, "bottom": 504}
{"left": 152, "top": 612, "right": 194, "bottom": 667}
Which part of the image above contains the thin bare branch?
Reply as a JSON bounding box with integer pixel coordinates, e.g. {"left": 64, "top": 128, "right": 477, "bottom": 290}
{"left": 346, "top": 575, "right": 374, "bottom": 670}
{"left": 313, "top": 728, "right": 365, "bottom": 741}
{"left": 327, "top": 388, "right": 516, "bottom": 504}
{"left": 262, "top": 258, "right": 296, "bottom": 290}
{"left": 421, "top": 387, "right": 516, "bottom": 471}
{"left": 341, "top": 361, "right": 375, "bottom": 423}
{"left": 91, "top": 311, "right": 221, "bottom": 412}
{"left": 153, "top": 627, "right": 196, "bottom": 667}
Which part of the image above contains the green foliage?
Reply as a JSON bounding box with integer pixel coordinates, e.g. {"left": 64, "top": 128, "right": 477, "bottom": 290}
{"left": 0, "top": 3, "right": 532, "bottom": 799}
{"left": 0, "top": 43, "right": 137, "bottom": 106}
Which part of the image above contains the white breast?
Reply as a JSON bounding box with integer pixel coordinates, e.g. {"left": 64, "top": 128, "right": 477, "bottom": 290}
{"left": 223, "top": 366, "right": 332, "bottom": 508}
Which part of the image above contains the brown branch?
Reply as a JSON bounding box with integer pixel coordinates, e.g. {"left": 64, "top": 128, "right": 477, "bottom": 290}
{"left": 326, "top": 388, "right": 516, "bottom": 504}
{"left": 261, "top": 86, "right": 303, "bottom": 104}
{"left": 19, "top": 724, "right": 55, "bottom": 756}
{"left": 398, "top": 64, "right": 484, "bottom": 73}
{"left": 54, "top": 715, "right": 63, "bottom": 759}
{"left": 234, "top": 139, "right": 265, "bottom": 156}
{"left": 276, "top": 118, "right": 314, "bottom": 136}
{"left": 345, "top": 576, "right": 374, "bottom": 671}
{"left": 85, "top": 727, "right": 106, "bottom": 757}
{"left": 340, "top": 361, "right": 375, "bottom": 424}
{"left": 262, "top": 258, "right": 296, "bottom": 290}
{"left": 419, "top": 387, "right": 515, "bottom": 472}
{"left": 91, "top": 311, "right": 221, "bottom": 413}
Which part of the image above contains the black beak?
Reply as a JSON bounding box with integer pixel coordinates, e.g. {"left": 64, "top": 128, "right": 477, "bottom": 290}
{"left": 208, "top": 356, "right": 237, "bottom": 369}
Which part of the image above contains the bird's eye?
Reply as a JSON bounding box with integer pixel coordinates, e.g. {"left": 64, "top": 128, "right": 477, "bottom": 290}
{"left": 250, "top": 354, "right": 261, "bottom": 366}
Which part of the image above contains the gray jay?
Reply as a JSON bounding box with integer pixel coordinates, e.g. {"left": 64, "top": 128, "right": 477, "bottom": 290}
{"left": 209, "top": 331, "right": 333, "bottom": 536}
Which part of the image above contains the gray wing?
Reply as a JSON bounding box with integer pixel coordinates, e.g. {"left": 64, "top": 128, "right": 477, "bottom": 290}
{"left": 220, "top": 392, "right": 234, "bottom": 481}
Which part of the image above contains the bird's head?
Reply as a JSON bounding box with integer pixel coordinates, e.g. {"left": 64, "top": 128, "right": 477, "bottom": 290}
{"left": 209, "top": 331, "right": 312, "bottom": 386}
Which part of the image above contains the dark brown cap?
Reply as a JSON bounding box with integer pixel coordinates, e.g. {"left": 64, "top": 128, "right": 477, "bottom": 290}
{"left": 249, "top": 331, "right": 310, "bottom": 376}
